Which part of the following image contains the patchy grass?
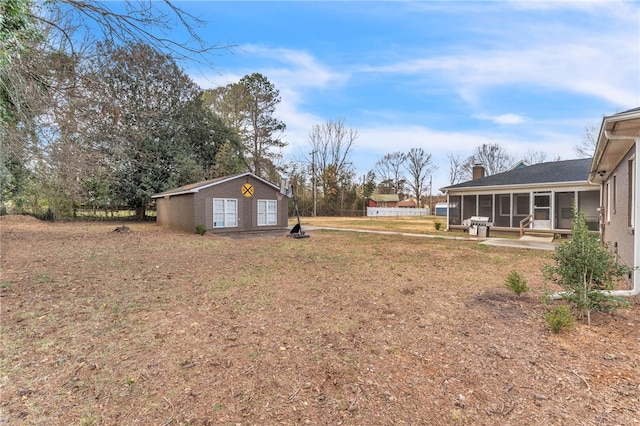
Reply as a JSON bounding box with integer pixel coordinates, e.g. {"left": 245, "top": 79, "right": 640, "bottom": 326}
{"left": 296, "top": 215, "right": 454, "bottom": 234}
{"left": 1, "top": 216, "right": 639, "bottom": 425}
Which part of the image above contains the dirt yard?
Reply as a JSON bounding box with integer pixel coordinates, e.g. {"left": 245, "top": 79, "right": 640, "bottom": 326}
{"left": 1, "top": 216, "right": 639, "bottom": 425}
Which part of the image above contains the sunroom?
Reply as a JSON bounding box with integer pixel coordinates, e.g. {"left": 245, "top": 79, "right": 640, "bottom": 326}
{"left": 441, "top": 159, "right": 600, "bottom": 234}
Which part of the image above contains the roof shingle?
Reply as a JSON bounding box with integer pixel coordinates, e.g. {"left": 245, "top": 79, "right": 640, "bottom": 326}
{"left": 441, "top": 158, "right": 592, "bottom": 191}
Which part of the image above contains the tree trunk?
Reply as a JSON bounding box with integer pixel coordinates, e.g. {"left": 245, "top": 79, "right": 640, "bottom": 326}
{"left": 135, "top": 205, "right": 146, "bottom": 220}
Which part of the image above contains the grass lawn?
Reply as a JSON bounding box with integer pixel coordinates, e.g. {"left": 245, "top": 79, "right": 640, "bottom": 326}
{"left": 1, "top": 215, "right": 638, "bottom": 425}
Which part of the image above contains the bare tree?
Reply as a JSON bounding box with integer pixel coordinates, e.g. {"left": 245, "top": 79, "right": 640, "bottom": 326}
{"left": 3, "top": 0, "right": 226, "bottom": 129}
{"left": 40, "top": 1, "right": 222, "bottom": 61}
{"left": 447, "top": 152, "right": 464, "bottom": 185}
{"left": 461, "top": 143, "right": 515, "bottom": 179}
{"left": 522, "top": 149, "right": 547, "bottom": 165}
{"left": 404, "top": 148, "right": 436, "bottom": 207}
{"left": 308, "top": 118, "right": 357, "bottom": 214}
{"left": 375, "top": 152, "right": 407, "bottom": 194}
{"left": 575, "top": 125, "right": 598, "bottom": 158}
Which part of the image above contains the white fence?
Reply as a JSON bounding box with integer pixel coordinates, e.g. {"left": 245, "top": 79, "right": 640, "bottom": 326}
{"left": 367, "top": 207, "right": 431, "bottom": 217}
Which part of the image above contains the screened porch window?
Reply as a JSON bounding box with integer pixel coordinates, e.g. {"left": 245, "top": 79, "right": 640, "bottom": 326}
{"left": 478, "top": 195, "right": 492, "bottom": 220}
{"left": 514, "top": 193, "right": 530, "bottom": 216}
{"left": 512, "top": 193, "right": 530, "bottom": 228}
{"left": 499, "top": 195, "right": 510, "bottom": 216}
{"left": 448, "top": 196, "right": 462, "bottom": 225}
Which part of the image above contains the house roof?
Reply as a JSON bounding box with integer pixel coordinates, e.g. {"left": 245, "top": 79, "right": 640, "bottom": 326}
{"left": 151, "top": 172, "right": 282, "bottom": 198}
{"left": 508, "top": 160, "right": 530, "bottom": 171}
{"left": 441, "top": 158, "right": 592, "bottom": 192}
{"left": 398, "top": 199, "right": 417, "bottom": 207}
{"left": 370, "top": 194, "right": 400, "bottom": 202}
{"left": 590, "top": 107, "right": 640, "bottom": 185}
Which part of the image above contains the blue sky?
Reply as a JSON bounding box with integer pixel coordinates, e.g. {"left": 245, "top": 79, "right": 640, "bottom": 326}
{"left": 155, "top": 1, "right": 638, "bottom": 191}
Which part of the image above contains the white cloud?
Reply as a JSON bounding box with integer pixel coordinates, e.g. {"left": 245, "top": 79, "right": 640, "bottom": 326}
{"left": 239, "top": 44, "right": 349, "bottom": 90}
{"left": 363, "top": 40, "right": 638, "bottom": 108}
{"left": 473, "top": 113, "right": 527, "bottom": 125}
{"left": 191, "top": 44, "right": 348, "bottom": 92}
{"left": 354, "top": 4, "right": 639, "bottom": 109}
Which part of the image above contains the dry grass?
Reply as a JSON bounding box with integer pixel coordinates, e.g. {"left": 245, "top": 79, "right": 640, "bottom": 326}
{"left": 296, "top": 215, "right": 450, "bottom": 235}
{"left": 1, "top": 216, "right": 639, "bottom": 425}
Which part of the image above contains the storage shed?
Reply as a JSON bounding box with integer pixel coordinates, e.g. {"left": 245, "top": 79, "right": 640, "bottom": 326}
{"left": 152, "top": 172, "right": 289, "bottom": 234}
{"left": 435, "top": 202, "right": 449, "bottom": 216}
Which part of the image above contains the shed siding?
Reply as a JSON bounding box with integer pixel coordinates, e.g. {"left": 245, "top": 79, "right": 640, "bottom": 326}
{"left": 198, "top": 175, "right": 286, "bottom": 233}
{"left": 156, "top": 194, "right": 195, "bottom": 233}
{"left": 154, "top": 173, "right": 289, "bottom": 234}
{"left": 602, "top": 145, "right": 635, "bottom": 268}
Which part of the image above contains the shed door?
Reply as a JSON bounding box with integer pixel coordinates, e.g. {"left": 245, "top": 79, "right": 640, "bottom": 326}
{"left": 533, "top": 193, "right": 551, "bottom": 230}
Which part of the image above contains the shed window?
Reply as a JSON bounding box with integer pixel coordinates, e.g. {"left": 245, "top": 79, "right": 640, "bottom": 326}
{"left": 213, "top": 198, "right": 238, "bottom": 228}
{"left": 257, "top": 200, "right": 277, "bottom": 226}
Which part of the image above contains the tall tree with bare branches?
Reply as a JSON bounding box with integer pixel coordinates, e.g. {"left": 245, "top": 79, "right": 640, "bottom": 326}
{"left": 457, "top": 143, "right": 515, "bottom": 181}
{"left": 404, "top": 147, "right": 437, "bottom": 207}
{"left": 308, "top": 118, "right": 357, "bottom": 215}
{"left": 575, "top": 125, "right": 598, "bottom": 158}
{"left": 447, "top": 152, "right": 463, "bottom": 185}
{"left": 375, "top": 152, "right": 406, "bottom": 194}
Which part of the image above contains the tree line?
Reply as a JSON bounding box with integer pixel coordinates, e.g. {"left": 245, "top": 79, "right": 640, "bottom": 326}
{"left": 1, "top": 0, "right": 596, "bottom": 219}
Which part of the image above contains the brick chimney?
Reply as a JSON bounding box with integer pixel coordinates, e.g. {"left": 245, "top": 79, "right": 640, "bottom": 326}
{"left": 472, "top": 164, "right": 485, "bottom": 180}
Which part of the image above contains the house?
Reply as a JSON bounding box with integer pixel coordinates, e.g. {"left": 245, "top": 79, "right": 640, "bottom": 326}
{"left": 398, "top": 197, "right": 418, "bottom": 208}
{"left": 152, "top": 172, "right": 289, "bottom": 234}
{"left": 368, "top": 194, "right": 400, "bottom": 208}
{"left": 589, "top": 107, "right": 640, "bottom": 297}
{"left": 440, "top": 159, "right": 600, "bottom": 234}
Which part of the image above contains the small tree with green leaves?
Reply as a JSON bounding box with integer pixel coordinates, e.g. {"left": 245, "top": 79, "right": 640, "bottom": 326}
{"left": 543, "top": 305, "right": 576, "bottom": 334}
{"left": 542, "top": 205, "right": 629, "bottom": 325}
{"left": 504, "top": 270, "right": 530, "bottom": 296}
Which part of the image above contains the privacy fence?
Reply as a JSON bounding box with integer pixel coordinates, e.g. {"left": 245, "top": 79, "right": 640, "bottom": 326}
{"left": 366, "top": 207, "right": 431, "bottom": 217}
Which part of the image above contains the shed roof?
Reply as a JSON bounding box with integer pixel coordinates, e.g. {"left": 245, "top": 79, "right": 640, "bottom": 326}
{"left": 441, "top": 158, "right": 592, "bottom": 192}
{"left": 151, "top": 172, "right": 282, "bottom": 198}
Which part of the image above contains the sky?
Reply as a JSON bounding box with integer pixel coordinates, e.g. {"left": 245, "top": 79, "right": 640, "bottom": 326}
{"left": 136, "top": 1, "right": 640, "bottom": 192}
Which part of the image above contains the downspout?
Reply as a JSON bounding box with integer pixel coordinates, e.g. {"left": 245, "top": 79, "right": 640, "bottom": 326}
{"left": 606, "top": 136, "right": 640, "bottom": 297}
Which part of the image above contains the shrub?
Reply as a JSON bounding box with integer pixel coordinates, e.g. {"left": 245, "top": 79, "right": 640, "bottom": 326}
{"left": 542, "top": 205, "right": 629, "bottom": 325}
{"left": 36, "top": 208, "right": 55, "bottom": 221}
{"left": 544, "top": 305, "right": 576, "bottom": 334}
{"left": 195, "top": 224, "right": 207, "bottom": 235}
{"left": 504, "top": 270, "right": 530, "bottom": 296}
{"left": 434, "top": 221, "right": 443, "bottom": 231}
